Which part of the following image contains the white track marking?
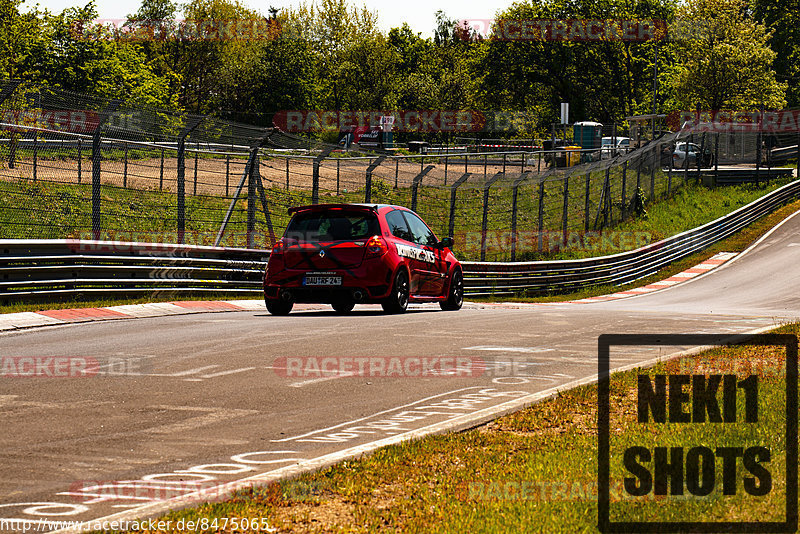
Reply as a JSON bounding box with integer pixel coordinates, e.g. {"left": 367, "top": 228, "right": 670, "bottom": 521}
{"left": 200, "top": 367, "right": 256, "bottom": 379}
{"left": 288, "top": 372, "right": 355, "bottom": 388}
{"left": 273, "top": 387, "right": 485, "bottom": 442}
{"left": 463, "top": 346, "right": 555, "bottom": 353}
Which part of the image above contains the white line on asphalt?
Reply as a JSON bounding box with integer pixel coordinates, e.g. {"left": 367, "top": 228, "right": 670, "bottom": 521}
{"left": 288, "top": 372, "right": 355, "bottom": 388}
{"left": 463, "top": 346, "right": 555, "bottom": 353}
{"left": 272, "top": 387, "right": 485, "bottom": 442}
{"left": 164, "top": 365, "right": 219, "bottom": 377}
{"left": 201, "top": 367, "right": 256, "bottom": 379}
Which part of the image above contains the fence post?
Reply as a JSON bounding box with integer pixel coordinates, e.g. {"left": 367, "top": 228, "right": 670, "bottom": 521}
{"left": 502, "top": 153, "right": 507, "bottom": 174}
{"left": 410, "top": 165, "right": 435, "bottom": 211}
{"left": 159, "top": 147, "right": 164, "bottom": 190}
{"left": 667, "top": 143, "right": 673, "bottom": 195}
{"left": 510, "top": 172, "right": 529, "bottom": 261}
{"left": 253, "top": 152, "right": 276, "bottom": 246}
{"left": 537, "top": 179, "right": 545, "bottom": 253}
{"left": 91, "top": 100, "right": 122, "bottom": 240}
{"left": 285, "top": 157, "right": 289, "bottom": 191}
{"left": 444, "top": 155, "right": 449, "bottom": 185}
{"left": 636, "top": 153, "right": 642, "bottom": 192}
{"left": 177, "top": 117, "right": 203, "bottom": 244}
{"left": 32, "top": 131, "right": 37, "bottom": 181}
{"left": 247, "top": 150, "right": 257, "bottom": 248}
{"left": 603, "top": 168, "right": 611, "bottom": 228}
{"left": 448, "top": 173, "right": 471, "bottom": 242}
{"left": 8, "top": 133, "right": 18, "bottom": 169}
{"left": 714, "top": 132, "right": 719, "bottom": 186}
{"left": 364, "top": 155, "right": 387, "bottom": 203}
{"left": 584, "top": 172, "right": 592, "bottom": 230}
{"left": 0, "top": 81, "right": 21, "bottom": 170}
{"left": 215, "top": 134, "right": 269, "bottom": 247}
{"left": 226, "top": 155, "right": 231, "bottom": 196}
{"left": 621, "top": 162, "right": 628, "bottom": 221}
{"left": 483, "top": 154, "right": 488, "bottom": 179}
{"left": 480, "top": 172, "right": 504, "bottom": 261}
{"left": 394, "top": 158, "right": 399, "bottom": 189}
{"left": 649, "top": 146, "right": 656, "bottom": 200}
{"left": 311, "top": 148, "right": 333, "bottom": 205}
{"left": 698, "top": 132, "right": 706, "bottom": 181}
{"left": 796, "top": 130, "right": 799, "bottom": 179}
{"left": 337, "top": 158, "right": 341, "bottom": 194}
{"left": 123, "top": 141, "right": 128, "bottom": 188}
{"left": 756, "top": 105, "right": 764, "bottom": 186}
{"left": 561, "top": 175, "right": 569, "bottom": 247}
{"left": 464, "top": 152, "right": 468, "bottom": 174}
{"left": 78, "top": 138, "right": 83, "bottom": 184}
{"left": 192, "top": 142, "right": 199, "bottom": 195}
{"left": 684, "top": 134, "right": 691, "bottom": 184}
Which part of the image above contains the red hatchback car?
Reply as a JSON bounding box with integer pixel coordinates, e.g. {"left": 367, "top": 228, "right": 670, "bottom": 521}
{"left": 263, "top": 204, "right": 463, "bottom": 315}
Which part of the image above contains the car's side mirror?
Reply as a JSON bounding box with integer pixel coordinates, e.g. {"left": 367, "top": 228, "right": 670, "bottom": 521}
{"left": 436, "top": 237, "right": 454, "bottom": 249}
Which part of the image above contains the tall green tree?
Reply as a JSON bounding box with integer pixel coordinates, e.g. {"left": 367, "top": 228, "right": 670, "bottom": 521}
{"left": 665, "top": 0, "right": 786, "bottom": 110}
{"left": 752, "top": 0, "right": 800, "bottom": 106}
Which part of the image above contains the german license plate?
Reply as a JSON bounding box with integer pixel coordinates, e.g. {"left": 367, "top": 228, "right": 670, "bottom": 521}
{"left": 303, "top": 274, "right": 342, "bottom": 286}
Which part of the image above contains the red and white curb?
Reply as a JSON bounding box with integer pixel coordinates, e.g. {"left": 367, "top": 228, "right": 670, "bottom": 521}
{"left": 550, "top": 251, "right": 738, "bottom": 305}
{"left": 468, "top": 251, "right": 738, "bottom": 308}
{"left": 0, "top": 252, "right": 737, "bottom": 331}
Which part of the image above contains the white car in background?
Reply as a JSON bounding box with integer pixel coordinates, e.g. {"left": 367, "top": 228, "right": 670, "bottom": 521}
{"left": 600, "top": 136, "right": 631, "bottom": 159}
{"left": 672, "top": 142, "right": 714, "bottom": 169}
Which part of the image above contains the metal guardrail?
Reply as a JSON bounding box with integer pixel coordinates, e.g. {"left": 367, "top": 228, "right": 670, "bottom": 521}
{"left": 1, "top": 179, "right": 799, "bottom": 303}
{"left": 0, "top": 240, "right": 269, "bottom": 303}
{"left": 461, "top": 179, "right": 800, "bottom": 296}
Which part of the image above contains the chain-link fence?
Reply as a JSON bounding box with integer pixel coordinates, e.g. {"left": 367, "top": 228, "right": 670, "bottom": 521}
{"left": 1, "top": 80, "right": 797, "bottom": 261}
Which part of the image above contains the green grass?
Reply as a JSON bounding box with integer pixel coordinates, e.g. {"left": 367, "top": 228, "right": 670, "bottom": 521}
{"left": 121, "top": 325, "right": 796, "bottom": 533}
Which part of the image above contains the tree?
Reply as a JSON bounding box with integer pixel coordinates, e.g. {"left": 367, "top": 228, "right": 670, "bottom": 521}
{"left": 752, "top": 0, "right": 800, "bottom": 106}
{"left": 477, "top": 0, "right": 675, "bottom": 133}
{"left": 0, "top": 0, "right": 47, "bottom": 81}
{"left": 665, "top": 0, "right": 786, "bottom": 110}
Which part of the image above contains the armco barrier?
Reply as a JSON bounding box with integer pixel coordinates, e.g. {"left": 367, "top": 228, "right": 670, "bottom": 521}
{"left": 1, "top": 179, "right": 799, "bottom": 303}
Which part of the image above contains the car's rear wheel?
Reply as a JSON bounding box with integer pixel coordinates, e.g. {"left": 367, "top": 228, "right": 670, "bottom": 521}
{"left": 382, "top": 269, "right": 409, "bottom": 314}
{"left": 440, "top": 269, "right": 463, "bottom": 311}
{"left": 331, "top": 300, "right": 355, "bottom": 314}
{"left": 265, "top": 298, "right": 293, "bottom": 316}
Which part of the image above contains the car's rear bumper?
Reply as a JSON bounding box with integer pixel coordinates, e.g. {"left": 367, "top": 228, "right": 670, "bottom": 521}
{"left": 264, "top": 283, "right": 391, "bottom": 303}
{"left": 264, "top": 260, "right": 396, "bottom": 303}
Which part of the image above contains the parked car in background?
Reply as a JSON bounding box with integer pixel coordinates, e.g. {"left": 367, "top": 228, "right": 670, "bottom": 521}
{"left": 263, "top": 204, "right": 463, "bottom": 315}
{"left": 600, "top": 137, "right": 631, "bottom": 159}
{"left": 671, "top": 142, "right": 714, "bottom": 168}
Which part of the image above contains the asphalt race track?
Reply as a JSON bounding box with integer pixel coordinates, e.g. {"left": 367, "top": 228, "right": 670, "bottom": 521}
{"left": 2, "top": 210, "right": 800, "bottom": 532}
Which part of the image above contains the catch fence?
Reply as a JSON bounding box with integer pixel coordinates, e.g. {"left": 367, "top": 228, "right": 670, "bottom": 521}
{"left": 1, "top": 80, "right": 796, "bottom": 262}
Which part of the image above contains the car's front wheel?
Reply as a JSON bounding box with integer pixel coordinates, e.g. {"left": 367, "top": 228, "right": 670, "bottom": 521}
{"left": 440, "top": 269, "right": 463, "bottom": 311}
{"left": 265, "top": 298, "right": 293, "bottom": 316}
{"left": 382, "top": 269, "right": 409, "bottom": 314}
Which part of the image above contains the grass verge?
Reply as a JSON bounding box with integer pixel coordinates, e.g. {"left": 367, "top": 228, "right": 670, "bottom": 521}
{"left": 119, "top": 324, "right": 797, "bottom": 533}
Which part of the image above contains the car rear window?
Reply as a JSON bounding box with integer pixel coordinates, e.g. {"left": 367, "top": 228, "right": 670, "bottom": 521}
{"left": 284, "top": 211, "right": 380, "bottom": 242}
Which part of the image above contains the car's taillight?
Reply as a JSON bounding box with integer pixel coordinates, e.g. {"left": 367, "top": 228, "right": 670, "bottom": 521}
{"left": 271, "top": 239, "right": 286, "bottom": 256}
{"left": 365, "top": 235, "right": 388, "bottom": 258}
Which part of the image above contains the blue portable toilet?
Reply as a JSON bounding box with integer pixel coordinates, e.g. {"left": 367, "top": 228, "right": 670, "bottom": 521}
{"left": 573, "top": 121, "right": 603, "bottom": 150}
